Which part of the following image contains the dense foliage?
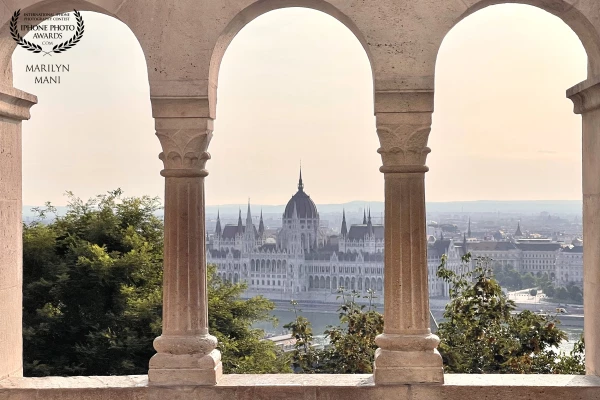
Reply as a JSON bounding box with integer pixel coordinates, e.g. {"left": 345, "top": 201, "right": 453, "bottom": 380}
{"left": 284, "top": 289, "right": 383, "bottom": 373}
{"left": 437, "top": 254, "right": 585, "bottom": 374}
{"left": 22, "top": 190, "right": 288, "bottom": 376}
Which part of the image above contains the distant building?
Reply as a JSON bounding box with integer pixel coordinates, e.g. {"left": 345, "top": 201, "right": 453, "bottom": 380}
{"left": 206, "top": 169, "right": 464, "bottom": 302}
{"left": 556, "top": 241, "right": 584, "bottom": 287}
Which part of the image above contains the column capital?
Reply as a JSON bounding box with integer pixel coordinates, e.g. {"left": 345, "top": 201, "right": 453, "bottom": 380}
{"left": 567, "top": 76, "right": 600, "bottom": 114}
{"left": 155, "top": 117, "right": 213, "bottom": 178}
{"left": 376, "top": 112, "right": 432, "bottom": 172}
{"left": 0, "top": 85, "right": 37, "bottom": 121}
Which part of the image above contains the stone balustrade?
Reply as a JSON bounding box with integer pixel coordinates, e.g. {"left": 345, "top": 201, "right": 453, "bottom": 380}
{"left": 1, "top": 374, "right": 599, "bottom": 400}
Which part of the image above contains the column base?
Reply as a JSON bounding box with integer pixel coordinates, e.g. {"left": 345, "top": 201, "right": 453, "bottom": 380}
{"left": 373, "top": 333, "right": 444, "bottom": 384}
{"left": 148, "top": 349, "right": 222, "bottom": 386}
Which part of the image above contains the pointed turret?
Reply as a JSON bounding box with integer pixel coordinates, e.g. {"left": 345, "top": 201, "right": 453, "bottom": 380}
{"left": 367, "top": 208, "right": 374, "bottom": 235}
{"left": 463, "top": 232, "right": 468, "bottom": 253}
{"left": 215, "top": 210, "right": 222, "bottom": 236}
{"left": 363, "top": 208, "right": 367, "bottom": 224}
{"left": 246, "top": 200, "right": 252, "bottom": 225}
{"left": 237, "top": 208, "right": 243, "bottom": 233}
{"left": 259, "top": 209, "right": 265, "bottom": 236}
{"left": 515, "top": 221, "right": 523, "bottom": 237}
{"left": 341, "top": 209, "right": 348, "bottom": 236}
{"left": 467, "top": 217, "right": 472, "bottom": 238}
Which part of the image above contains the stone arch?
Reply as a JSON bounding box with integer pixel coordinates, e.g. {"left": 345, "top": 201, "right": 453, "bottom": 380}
{"left": 326, "top": 276, "right": 330, "bottom": 289}
{"left": 351, "top": 277, "right": 355, "bottom": 290}
{"left": 365, "top": 278, "right": 370, "bottom": 291}
{"left": 358, "top": 277, "right": 362, "bottom": 290}
{"left": 345, "top": 277, "right": 350, "bottom": 289}
{"left": 266, "top": 259, "right": 271, "bottom": 272}
{"left": 0, "top": 1, "right": 153, "bottom": 87}
{"left": 309, "top": 275, "right": 313, "bottom": 289}
{"left": 251, "top": 259, "right": 255, "bottom": 271}
{"left": 332, "top": 277, "right": 337, "bottom": 290}
{"left": 320, "top": 276, "right": 325, "bottom": 288}
{"left": 446, "top": 1, "right": 600, "bottom": 75}
{"left": 234, "top": 273, "right": 239, "bottom": 284}
{"left": 377, "top": 278, "right": 383, "bottom": 292}
{"left": 209, "top": 0, "right": 374, "bottom": 118}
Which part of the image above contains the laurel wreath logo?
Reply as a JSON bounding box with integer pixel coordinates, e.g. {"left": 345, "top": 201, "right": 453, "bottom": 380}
{"left": 10, "top": 9, "right": 84, "bottom": 56}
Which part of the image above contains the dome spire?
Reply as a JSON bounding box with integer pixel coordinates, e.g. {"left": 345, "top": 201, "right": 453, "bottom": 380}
{"left": 298, "top": 162, "right": 304, "bottom": 192}
{"left": 341, "top": 209, "right": 348, "bottom": 236}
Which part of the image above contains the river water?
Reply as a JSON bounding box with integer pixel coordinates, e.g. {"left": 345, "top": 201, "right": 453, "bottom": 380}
{"left": 255, "top": 309, "right": 584, "bottom": 355}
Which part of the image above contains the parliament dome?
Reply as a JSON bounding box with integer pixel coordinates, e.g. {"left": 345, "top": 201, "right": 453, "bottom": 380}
{"left": 283, "top": 169, "right": 318, "bottom": 219}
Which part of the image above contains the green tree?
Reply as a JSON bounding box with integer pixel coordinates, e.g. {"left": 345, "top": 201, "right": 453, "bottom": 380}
{"left": 23, "top": 190, "right": 288, "bottom": 376}
{"left": 321, "top": 289, "right": 383, "bottom": 373}
{"left": 208, "top": 267, "right": 291, "bottom": 373}
{"left": 436, "top": 254, "right": 584, "bottom": 374}
{"left": 284, "top": 289, "right": 383, "bottom": 374}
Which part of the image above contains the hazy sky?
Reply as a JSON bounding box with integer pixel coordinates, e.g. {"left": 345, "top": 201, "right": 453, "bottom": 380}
{"left": 13, "top": 4, "right": 586, "bottom": 206}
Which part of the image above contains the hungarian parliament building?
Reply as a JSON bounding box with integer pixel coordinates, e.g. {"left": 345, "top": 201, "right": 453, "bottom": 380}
{"left": 206, "top": 171, "right": 465, "bottom": 303}
{"left": 207, "top": 171, "right": 583, "bottom": 302}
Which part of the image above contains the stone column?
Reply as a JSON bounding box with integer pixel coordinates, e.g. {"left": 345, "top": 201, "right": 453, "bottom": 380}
{"left": 373, "top": 90, "right": 443, "bottom": 384}
{"left": 148, "top": 97, "right": 222, "bottom": 386}
{"left": 0, "top": 85, "right": 37, "bottom": 380}
{"left": 568, "top": 78, "right": 600, "bottom": 376}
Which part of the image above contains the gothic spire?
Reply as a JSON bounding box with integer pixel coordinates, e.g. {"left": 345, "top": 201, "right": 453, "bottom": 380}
{"left": 467, "top": 217, "right": 472, "bottom": 238}
{"left": 363, "top": 208, "right": 367, "bottom": 224}
{"left": 237, "top": 208, "right": 243, "bottom": 233}
{"left": 367, "top": 208, "right": 374, "bottom": 235}
{"left": 341, "top": 209, "right": 348, "bottom": 236}
{"left": 259, "top": 209, "right": 265, "bottom": 236}
{"left": 246, "top": 199, "right": 252, "bottom": 224}
{"left": 215, "top": 210, "right": 222, "bottom": 236}
{"left": 298, "top": 163, "right": 304, "bottom": 192}
{"left": 515, "top": 221, "right": 523, "bottom": 237}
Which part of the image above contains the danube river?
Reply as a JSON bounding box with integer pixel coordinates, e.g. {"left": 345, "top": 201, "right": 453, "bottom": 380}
{"left": 255, "top": 308, "right": 584, "bottom": 354}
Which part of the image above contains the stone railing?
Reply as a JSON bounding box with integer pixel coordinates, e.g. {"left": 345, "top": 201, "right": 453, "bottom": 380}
{"left": 0, "top": 374, "right": 599, "bottom": 400}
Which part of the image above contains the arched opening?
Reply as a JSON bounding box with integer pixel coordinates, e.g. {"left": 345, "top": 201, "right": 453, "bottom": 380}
{"left": 207, "top": 6, "right": 376, "bottom": 313}
{"left": 432, "top": 1, "right": 589, "bottom": 368}
{"left": 4, "top": 7, "right": 154, "bottom": 378}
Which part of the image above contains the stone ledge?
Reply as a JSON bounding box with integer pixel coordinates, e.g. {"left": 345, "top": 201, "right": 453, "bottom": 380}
{"left": 0, "top": 374, "right": 599, "bottom": 400}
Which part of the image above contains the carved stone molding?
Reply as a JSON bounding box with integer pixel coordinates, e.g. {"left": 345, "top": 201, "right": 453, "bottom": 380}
{"left": 567, "top": 76, "right": 600, "bottom": 114}
{"left": 0, "top": 85, "right": 37, "bottom": 121}
{"left": 155, "top": 118, "right": 213, "bottom": 177}
{"left": 376, "top": 112, "right": 432, "bottom": 171}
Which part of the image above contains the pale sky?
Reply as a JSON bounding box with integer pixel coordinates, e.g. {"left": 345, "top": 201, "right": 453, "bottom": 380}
{"left": 13, "top": 4, "right": 586, "bottom": 207}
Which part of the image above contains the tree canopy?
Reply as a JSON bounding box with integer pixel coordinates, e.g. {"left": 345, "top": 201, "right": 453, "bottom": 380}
{"left": 22, "top": 190, "right": 289, "bottom": 376}
{"left": 436, "top": 254, "right": 584, "bottom": 374}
